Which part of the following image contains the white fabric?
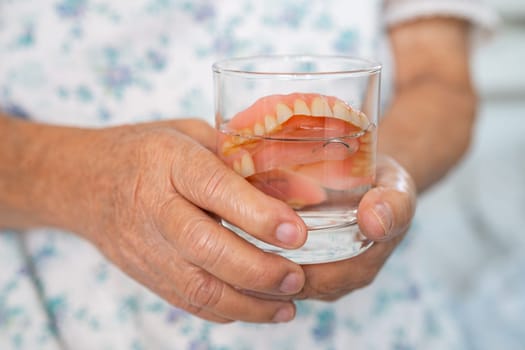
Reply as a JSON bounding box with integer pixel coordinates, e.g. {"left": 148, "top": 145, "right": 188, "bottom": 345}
{"left": 383, "top": 0, "right": 499, "bottom": 44}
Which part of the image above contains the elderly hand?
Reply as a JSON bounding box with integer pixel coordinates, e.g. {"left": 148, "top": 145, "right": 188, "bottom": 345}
{"left": 296, "top": 155, "right": 416, "bottom": 301}
{"left": 96, "top": 121, "right": 413, "bottom": 310}
{"left": 242, "top": 155, "right": 416, "bottom": 302}
{"left": 46, "top": 118, "right": 309, "bottom": 324}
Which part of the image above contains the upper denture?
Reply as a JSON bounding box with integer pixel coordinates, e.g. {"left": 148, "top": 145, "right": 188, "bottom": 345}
{"left": 225, "top": 93, "right": 369, "bottom": 138}
{"left": 219, "top": 93, "right": 372, "bottom": 179}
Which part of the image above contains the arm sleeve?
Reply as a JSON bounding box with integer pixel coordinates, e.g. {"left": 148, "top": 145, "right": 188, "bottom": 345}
{"left": 383, "top": 0, "right": 499, "bottom": 43}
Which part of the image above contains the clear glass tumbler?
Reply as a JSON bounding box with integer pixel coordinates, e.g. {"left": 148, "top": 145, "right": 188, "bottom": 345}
{"left": 213, "top": 55, "right": 381, "bottom": 264}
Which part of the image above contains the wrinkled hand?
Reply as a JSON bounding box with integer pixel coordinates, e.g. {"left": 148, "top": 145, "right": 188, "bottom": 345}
{"left": 70, "top": 119, "right": 309, "bottom": 323}
{"left": 296, "top": 155, "right": 416, "bottom": 301}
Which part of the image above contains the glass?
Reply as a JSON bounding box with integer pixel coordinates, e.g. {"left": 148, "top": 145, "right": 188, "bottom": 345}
{"left": 213, "top": 55, "right": 381, "bottom": 264}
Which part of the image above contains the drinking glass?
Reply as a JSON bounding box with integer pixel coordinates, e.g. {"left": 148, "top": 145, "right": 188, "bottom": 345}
{"left": 213, "top": 55, "right": 380, "bottom": 264}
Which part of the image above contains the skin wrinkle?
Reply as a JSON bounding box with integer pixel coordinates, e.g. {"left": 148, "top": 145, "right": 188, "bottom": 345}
{"left": 158, "top": 192, "right": 301, "bottom": 296}
{"left": 371, "top": 204, "right": 390, "bottom": 236}
{"left": 124, "top": 240, "right": 231, "bottom": 323}
{"left": 162, "top": 198, "right": 210, "bottom": 255}
{"left": 241, "top": 254, "right": 281, "bottom": 292}
{"left": 161, "top": 264, "right": 229, "bottom": 323}
{"left": 174, "top": 140, "right": 244, "bottom": 227}
{"left": 372, "top": 157, "right": 416, "bottom": 239}
{"left": 183, "top": 268, "right": 225, "bottom": 309}
{"left": 182, "top": 264, "right": 291, "bottom": 322}
{"left": 177, "top": 136, "right": 305, "bottom": 248}
{"left": 186, "top": 219, "right": 228, "bottom": 271}
{"left": 180, "top": 143, "right": 221, "bottom": 200}
{"left": 141, "top": 174, "right": 296, "bottom": 322}
{"left": 117, "top": 225, "right": 230, "bottom": 323}
{"left": 110, "top": 233, "right": 164, "bottom": 290}
{"left": 154, "top": 195, "right": 178, "bottom": 247}
{"left": 131, "top": 171, "right": 145, "bottom": 216}
{"left": 201, "top": 166, "right": 229, "bottom": 210}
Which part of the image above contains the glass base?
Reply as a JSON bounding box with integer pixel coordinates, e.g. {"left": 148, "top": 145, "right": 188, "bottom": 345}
{"left": 223, "top": 220, "right": 373, "bottom": 264}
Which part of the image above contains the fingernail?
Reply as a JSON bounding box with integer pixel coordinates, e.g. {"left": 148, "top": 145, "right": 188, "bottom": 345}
{"left": 373, "top": 203, "right": 393, "bottom": 236}
{"left": 276, "top": 222, "right": 301, "bottom": 246}
{"left": 279, "top": 272, "right": 302, "bottom": 294}
{"left": 273, "top": 306, "right": 294, "bottom": 323}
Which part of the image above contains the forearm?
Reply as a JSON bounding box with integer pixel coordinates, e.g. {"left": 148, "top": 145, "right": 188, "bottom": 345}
{"left": 379, "top": 79, "right": 477, "bottom": 192}
{"left": 0, "top": 113, "right": 92, "bottom": 231}
{"left": 381, "top": 18, "right": 477, "bottom": 192}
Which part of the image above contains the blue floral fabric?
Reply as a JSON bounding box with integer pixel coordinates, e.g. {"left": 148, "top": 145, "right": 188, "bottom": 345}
{"left": 0, "top": 1, "right": 464, "bottom": 349}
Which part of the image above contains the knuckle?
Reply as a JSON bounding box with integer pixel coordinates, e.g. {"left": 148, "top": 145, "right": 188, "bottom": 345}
{"left": 201, "top": 165, "right": 228, "bottom": 201}
{"left": 183, "top": 271, "right": 224, "bottom": 309}
{"left": 241, "top": 258, "right": 278, "bottom": 290}
{"left": 183, "top": 218, "right": 226, "bottom": 269}
{"left": 179, "top": 146, "right": 229, "bottom": 203}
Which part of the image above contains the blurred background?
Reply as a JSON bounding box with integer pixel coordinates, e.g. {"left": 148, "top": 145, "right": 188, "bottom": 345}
{"left": 412, "top": 0, "right": 525, "bottom": 348}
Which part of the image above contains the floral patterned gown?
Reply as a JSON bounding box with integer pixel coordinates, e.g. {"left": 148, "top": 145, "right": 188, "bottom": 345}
{"left": 0, "top": 1, "right": 494, "bottom": 349}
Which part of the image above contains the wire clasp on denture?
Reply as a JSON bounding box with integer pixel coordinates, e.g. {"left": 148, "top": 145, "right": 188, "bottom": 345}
{"left": 322, "top": 137, "right": 359, "bottom": 154}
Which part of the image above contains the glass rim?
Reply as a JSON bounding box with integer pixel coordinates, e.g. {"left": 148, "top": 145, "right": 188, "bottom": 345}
{"left": 212, "top": 54, "right": 381, "bottom": 78}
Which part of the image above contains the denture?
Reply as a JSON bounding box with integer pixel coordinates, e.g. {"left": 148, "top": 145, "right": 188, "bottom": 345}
{"left": 218, "top": 93, "right": 375, "bottom": 208}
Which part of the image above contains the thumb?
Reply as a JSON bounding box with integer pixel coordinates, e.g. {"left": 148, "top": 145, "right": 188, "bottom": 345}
{"left": 357, "top": 155, "right": 416, "bottom": 241}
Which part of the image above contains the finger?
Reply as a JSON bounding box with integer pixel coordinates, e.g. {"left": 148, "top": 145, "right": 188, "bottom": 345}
{"left": 171, "top": 137, "right": 307, "bottom": 249}
{"left": 357, "top": 155, "right": 416, "bottom": 241}
{"left": 158, "top": 196, "right": 305, "bottom": 296}
{"left": 112, "top": 238, "right": 232, "bottom": 323}
{"left": 145, "top": 237, "right": 295, "bottom": 323}
{"left": 148, "top": 276, "right": 234, "bottom": 324}
{"left": 175, "top": 260, "right": 297, "bottom": 323}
